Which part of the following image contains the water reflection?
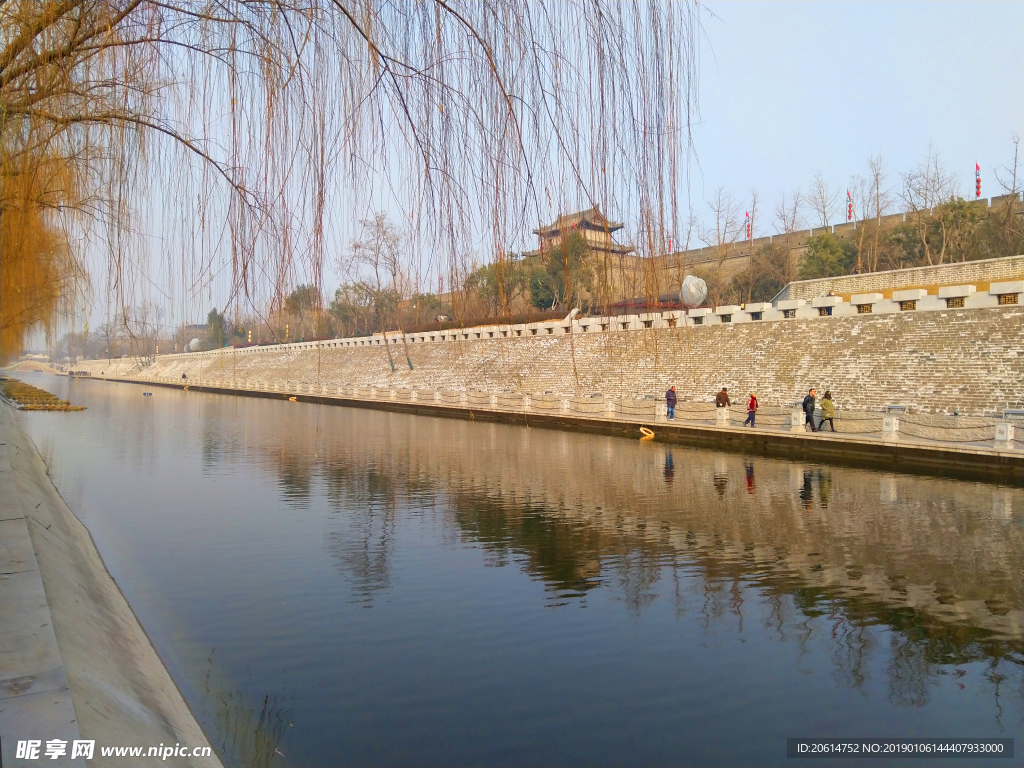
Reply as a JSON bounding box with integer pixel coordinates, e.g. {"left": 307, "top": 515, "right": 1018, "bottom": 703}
{"left": 246, "top": 408, "right": 1022, "bottom": 693}
{"left": 199, "top": 653, "right": 293, "bottom": 768}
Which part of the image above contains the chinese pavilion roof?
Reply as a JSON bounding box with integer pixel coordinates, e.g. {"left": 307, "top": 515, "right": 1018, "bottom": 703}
{"left": 532, "top": 206, "right": 624, "bottom": 236}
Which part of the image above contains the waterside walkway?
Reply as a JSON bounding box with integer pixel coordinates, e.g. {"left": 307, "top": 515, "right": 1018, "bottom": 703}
{"left": 82, "top": 374, "right": 1022, "bottom": 484}
{"left": 0, "top": 403, "right": 222, "bottom": 767}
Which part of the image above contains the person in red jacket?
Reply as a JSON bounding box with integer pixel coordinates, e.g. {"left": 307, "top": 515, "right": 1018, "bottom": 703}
{"left": 743, "top": 392, "right": 758, "bottom": 427}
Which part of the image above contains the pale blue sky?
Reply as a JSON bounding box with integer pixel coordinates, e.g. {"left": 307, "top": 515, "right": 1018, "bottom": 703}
{"left": 690, "top": 1, "right": 1023, "bottom": 230}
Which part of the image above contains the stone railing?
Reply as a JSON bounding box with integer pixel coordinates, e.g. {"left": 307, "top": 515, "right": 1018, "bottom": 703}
{"left": 105, "top": 373, "right": 1024, "bottom": 452}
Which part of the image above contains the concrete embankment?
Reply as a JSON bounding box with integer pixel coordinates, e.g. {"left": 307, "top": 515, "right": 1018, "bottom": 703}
{"left": 0, "top": 404, "right": 221, "bottom": 767}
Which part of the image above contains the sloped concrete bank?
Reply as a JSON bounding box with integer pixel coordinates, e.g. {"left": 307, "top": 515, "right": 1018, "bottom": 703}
{"left": 97, "top": 376, "right": 1022, "bottom": 484}
{"left": 0, "top": 404, "right": 221, "bottom": 767}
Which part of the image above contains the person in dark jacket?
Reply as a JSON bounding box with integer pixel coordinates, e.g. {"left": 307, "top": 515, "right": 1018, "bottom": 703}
{"left": 665, "top": 386, "right": 677, "bottom": 420}
{"left": 743, "top": 392, "right": 758, "bottom": 427}
{"left": 802, "top": 388, "right": 817, "bottom": 431}
{"left": 715, "top": 387, "right": 731, "bottom": 408}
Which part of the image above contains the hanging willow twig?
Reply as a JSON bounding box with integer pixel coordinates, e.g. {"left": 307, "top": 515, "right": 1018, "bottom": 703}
{"left": 1, "top": 0, "right": 700, "bottom": 362}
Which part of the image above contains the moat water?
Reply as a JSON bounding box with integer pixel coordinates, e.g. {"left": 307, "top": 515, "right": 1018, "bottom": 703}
{"left": 15, "top": 374, "right": 1023, "bottom": 767}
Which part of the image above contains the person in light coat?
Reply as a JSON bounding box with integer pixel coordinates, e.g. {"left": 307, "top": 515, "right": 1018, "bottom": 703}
{"left": 817, "top": 391, "right": 836, "bottom": 432}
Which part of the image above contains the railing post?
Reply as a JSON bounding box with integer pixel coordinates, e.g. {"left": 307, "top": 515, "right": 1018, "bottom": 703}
{"left": 995, "top": 422, "right": 1015, "bottom": 447}
{"left": 788, "top": 407, "right": 805, "bottom": 432}
{"left": 561, "top": 398, "right": 570, "bottom": 415}
{"left": 523, "top": 394, "right": 531, "bottom": 412}
{"left": 656, "top": 402, "right": 666, "bottom": 423}
{"left": 716, "top": 406, "right": 730, "bottom": 426}
{"left": 389, "top": 388, "right": 397, "bottom": 400}
{"left": 489, "top": 393, "right": 497, "bottom": 409}
{"left": 604, "top": 398, "right": 616, "bottom": 419}
{"left": 883, "top": 404, "right": 906, "bottom": 442}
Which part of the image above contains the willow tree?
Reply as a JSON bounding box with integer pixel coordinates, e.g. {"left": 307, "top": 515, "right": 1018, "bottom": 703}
{"left": 1, "top": 0, "right": 700, "bottom": 362}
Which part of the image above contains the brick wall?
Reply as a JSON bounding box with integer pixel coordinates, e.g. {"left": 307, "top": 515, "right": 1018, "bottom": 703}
{"left": 80, "top": 305, "right": 1024, "bottom": 416}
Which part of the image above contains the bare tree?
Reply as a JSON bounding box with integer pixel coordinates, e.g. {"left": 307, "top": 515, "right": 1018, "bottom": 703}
{"left": 990, "top": 134, "right": 1024, "bottom": 257}
{"left": 807, "top": 171, "right": 840, "bottom": 228}
{"left": 698, "top": 187, "right": 743, "bottom": 302}
{"left": 851, "top": 153, "right": 896, "bottom": 272}
{"left": 773, "top": 190, "right": 804, "bottom": 235}
{"left": 867, "top": 153, "right": 895, "bottom": 222}
{"left": 900, "top": 147, "right": 957, "bottom": 264}
{"left": 346, "top": 213, "right": 410, "bottom": 371}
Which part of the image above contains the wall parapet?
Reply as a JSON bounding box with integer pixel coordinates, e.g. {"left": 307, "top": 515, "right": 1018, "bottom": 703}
{"left": 133, "top": 273, "right": 1022, "bottom": 363}
{"left": 774, "top": 255, "right": 1023, "bottom": 303}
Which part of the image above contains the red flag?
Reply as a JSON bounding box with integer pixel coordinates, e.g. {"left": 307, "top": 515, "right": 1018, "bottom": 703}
{"left": 976, "top": 163, "right": 981, "bottom": 198}
{"left": 847, "top": 190, "right": 852, "bottom": 221}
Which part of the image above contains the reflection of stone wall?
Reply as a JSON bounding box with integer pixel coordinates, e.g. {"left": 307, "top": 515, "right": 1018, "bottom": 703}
{"left": 79, "top": 305, "right": 1024, "bottom": 415}
{"left": 257, "top": 404, "right": 1022, "bottom": 648}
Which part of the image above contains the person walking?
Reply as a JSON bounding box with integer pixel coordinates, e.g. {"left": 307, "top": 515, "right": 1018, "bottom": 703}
{"left": 817, "top": 391, "right": 836, "bottom": 432}
{"left": 665, "top": 386, "right": 677, "bottom": 420}
{"left": 743, "top": 392, "right": 758, "bottom": 427}
{"left": 802, "top": 388, "right": 817, "bottom": 432}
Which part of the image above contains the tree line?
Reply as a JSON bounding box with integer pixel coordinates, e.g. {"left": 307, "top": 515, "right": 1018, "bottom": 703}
{"left": 695, "top": 143, "right": 1023, "bottom": 305}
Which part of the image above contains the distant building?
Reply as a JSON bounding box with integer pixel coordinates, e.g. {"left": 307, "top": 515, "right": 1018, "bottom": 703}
{"left": 524, "top": 206, "right": 633, "bottom": 260}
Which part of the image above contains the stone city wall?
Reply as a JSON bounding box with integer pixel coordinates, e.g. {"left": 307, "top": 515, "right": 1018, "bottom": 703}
{"left": 779, "top": 255, "right": 1024, "bottom": 302}
{"left": 76, "top": 304, "right": 1024, "bottom": 417}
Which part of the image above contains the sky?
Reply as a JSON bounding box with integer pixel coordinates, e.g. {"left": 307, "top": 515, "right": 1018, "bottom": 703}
{"left": 66, "top": 1, "right": 1024, "bottom": 336}
{"left": 688, "top": 1, "right": 1023, "bottom": 223}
